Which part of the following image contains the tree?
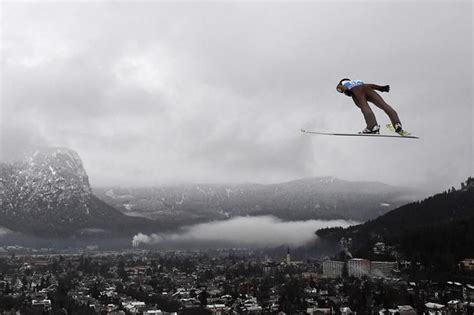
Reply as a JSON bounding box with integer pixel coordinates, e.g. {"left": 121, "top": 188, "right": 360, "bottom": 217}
{"left": 198, "top": 290, "right": 208, "bottom": 306}
{"left": 117, "top": 261, "right": 128, "bottom": 281}
{"left": 21, "top": 276, "right": 28, "bottom": 288}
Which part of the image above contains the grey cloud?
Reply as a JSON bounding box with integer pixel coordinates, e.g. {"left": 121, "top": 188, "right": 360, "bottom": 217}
{"left": 1, "top": 1, "right": 472, "bottom": 189}
{"left": 189, "top": 135, "right": 315, "bottom": 182}
{"left": 0, "top": 124, "right": 48, "bottom": 161}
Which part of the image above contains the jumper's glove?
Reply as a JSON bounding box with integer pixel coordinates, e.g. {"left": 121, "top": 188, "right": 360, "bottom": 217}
{"left": 381, "top": 85, "right": 390, "bottom": 92}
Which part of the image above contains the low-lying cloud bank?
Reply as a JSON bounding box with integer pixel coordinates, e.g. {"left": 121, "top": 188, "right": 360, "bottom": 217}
{"left": 0, "top": 227, "right": 13, "bottom": 237}
{"left": 132, "top": 216, "right": 358, "bottom": 248}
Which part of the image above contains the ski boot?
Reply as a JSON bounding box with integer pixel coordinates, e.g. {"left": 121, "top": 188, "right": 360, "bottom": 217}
{"left": 359, "top": 124, "right": 380, "bottom": 134}
{"left": 393, "top": 122, "right": 403, "bottom": 134}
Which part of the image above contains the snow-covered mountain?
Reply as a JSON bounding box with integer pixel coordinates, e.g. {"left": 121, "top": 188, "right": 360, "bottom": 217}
{"left": 0, "top": 147, "right": 153, "bottom": 237}
{"left": 1, "top": 148, "right": 92, "bottom": 216}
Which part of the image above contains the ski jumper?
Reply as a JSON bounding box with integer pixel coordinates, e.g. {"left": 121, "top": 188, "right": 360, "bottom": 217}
{"left": 345, "top": 80, "right": 401, "bottom": 129}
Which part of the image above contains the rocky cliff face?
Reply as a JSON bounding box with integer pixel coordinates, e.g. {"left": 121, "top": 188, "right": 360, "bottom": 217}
{"left": 1, "top": 148, "right": 91, "bottom": 216}
{"left": 0, "top": 147, "right": 153, "bottom": 237}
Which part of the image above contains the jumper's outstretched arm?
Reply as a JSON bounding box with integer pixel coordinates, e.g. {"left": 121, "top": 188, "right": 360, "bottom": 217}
{"left": 366, "top": 83, "right": 390, "bottom": 92}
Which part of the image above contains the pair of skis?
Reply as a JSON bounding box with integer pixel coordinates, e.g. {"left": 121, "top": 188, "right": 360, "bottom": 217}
{"left": 301, "top": 124, "right": 419, "bottom": 139}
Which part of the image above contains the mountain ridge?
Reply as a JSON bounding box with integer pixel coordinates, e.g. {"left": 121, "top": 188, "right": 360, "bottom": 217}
{"left": 93, "top": 176, "right": 418, "bottom": 223}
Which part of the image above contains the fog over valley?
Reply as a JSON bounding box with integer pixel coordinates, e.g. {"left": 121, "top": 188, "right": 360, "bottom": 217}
{"left": 131, "top": 215, "right": 358, "bottom": 249}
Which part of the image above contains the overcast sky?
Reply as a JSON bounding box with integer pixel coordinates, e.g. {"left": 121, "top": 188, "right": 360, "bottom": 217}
{"left": 1, "top": 1, "right": 472, "bottom": 191}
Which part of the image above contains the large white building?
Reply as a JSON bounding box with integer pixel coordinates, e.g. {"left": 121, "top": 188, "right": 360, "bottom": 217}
{"left": 348, "top": 258, "right": 371, "bottom": 278}
{"left": 322, "top": 259, "right": 397, "bottom": 279}
{"left": 322, "top": 260, "right": 344, "bottom": 278}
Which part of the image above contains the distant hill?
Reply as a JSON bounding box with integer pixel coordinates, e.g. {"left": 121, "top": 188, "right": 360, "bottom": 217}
{"left": 316, "top": 178, "right": 474, "bottom": 271}
{"left": 0, "top": 147, "right": 158, "bottom": 238}
{"left": 93, "top": 177, "right": 417, "bottom": 224}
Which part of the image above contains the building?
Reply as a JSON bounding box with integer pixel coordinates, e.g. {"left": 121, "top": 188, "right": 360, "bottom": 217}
{"left": 206, "top": 304, "right": 229, "bottom": 314}
{"left": 445, "top": 281, "right": 463, "bottom": 301}
{"left": 307, "top": 307, "right": 332, "bottom": 314}
{"left": 447, "top": 300, "right": 468, "bottom": 314}
{"left": 283, "top": 247, "right": 303, "bottom": 266}
{"left": 348, "top": 259, "right": 371, "bottom": 278}
{"left": 425, "top": 302, "right": 446, "bottom": 315}
{"left": 460, "top": 258, "right": 474, "bottom": 272}
{"left": 263, "top": 261, "right": 279, "bottom": 274}
{"left": 379, "top": 305, "right": 416, "bottom": 315}
{"left": 322, "top": 260, "right": 344, "bottom": 279}
{"left": 394, "top": 305, "right": 416, "bottom": 315}
{"left": 122, "top": 301, "right": 146, "bottom": 314}
{"left": 287, "top": 247, "right": 291, "bottom": 265}
{"left": 31, "top": 299, "right": 52, "bottom": 312}
{"left": 466, "top": 284, "right": 474, "bottom": 300}
{"left": 373, "top": 242, "right": 386, "bottom": 255}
